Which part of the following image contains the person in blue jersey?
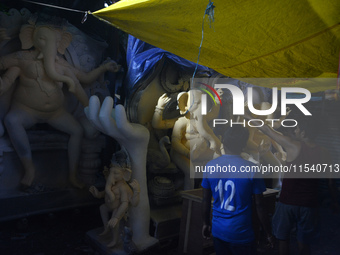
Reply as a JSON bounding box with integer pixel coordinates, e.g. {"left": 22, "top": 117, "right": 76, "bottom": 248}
{"left": 201, "top": 125, "right": 274, "bottom": 255}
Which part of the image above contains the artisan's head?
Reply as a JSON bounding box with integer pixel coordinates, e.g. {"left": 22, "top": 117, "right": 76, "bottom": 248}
{"left": 293, "top": 115, "right": 320, "bottom": 141}
{"left": 222, "top": 126, "right": 249, "bottom": 155}
{"left": 281, "top": 107, "right": 320, "bottom": 141}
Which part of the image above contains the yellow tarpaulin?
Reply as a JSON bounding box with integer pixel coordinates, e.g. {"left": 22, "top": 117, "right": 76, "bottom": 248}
{"left": 93, "top": 0, "right": 340, "bottom": 92}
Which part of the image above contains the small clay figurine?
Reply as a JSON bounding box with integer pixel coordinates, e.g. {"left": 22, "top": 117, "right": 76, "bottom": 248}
{"left": 89, "top": 149, "right": 140, "bottom": 248}
{"left": 85, "top": 96, "right": 158, "bottom": 251}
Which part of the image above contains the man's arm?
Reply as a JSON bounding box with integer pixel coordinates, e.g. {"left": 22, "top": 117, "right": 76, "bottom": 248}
{"left": 202, "top": 187, "right": 212, "bottom": 239}
{"left": 244, "top": 112, "right": 300, "bottom": 162}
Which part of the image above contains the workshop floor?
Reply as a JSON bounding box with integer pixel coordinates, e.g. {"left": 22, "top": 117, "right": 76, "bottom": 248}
{"left": 0, "top": 202, "right": 339, "bottom": 255}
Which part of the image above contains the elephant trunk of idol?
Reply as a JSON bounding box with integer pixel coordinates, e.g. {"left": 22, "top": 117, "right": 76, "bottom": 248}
{"left": 105, "top": 172, "right": 116, "bottom": 202}
{"left": 43, "top": 46, "right": 75, "bottom": 92}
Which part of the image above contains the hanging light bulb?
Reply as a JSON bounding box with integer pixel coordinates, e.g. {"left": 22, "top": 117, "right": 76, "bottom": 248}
{"left": 104, "top": 0, "right": 113, "bottom": 8}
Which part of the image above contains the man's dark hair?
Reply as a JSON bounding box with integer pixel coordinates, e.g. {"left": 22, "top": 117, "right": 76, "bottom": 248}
{"left": 222, "top": 126, "right": 249, "bottom": 154}
{"left": 296, "top": 115, "right": 321, "bottom": 139}
{"left": 280, "top": 108, "right": 322, "bottom": 139}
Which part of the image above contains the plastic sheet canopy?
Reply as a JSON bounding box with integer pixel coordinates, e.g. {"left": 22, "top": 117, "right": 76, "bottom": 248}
{"left": 93, "top": 0, "right": 340, "bottom": 92}
{"left": 124, "top": 36, "right": 210, "bottom": 94}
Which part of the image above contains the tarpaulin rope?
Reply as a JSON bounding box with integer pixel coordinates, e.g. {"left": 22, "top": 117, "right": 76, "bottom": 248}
{"left": 22, "top": 0, "right": 91, "bottom": 23}
{"left": 191, "top": 0, "right": 215, "bottom": 81}
{"left": 187, "top": 0, "right": 215, "bottom": 115}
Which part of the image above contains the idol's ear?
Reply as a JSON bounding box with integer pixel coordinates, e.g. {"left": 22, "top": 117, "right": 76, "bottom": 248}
{"left": 57, "top": 31, "right": 72, "bottom": 55}
{"left": 123, "top": 168, "right": 132, "bottom": 182}
{"left": 19, "top": 24, "right": 35, "bottom": 49}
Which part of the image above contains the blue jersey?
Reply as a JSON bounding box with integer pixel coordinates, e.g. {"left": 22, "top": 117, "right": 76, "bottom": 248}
{"left": 201, "top": 154, "right": 266, "bottom": 244}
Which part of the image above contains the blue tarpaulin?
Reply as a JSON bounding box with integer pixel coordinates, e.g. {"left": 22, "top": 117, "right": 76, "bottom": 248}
{"left": 124, "top": 35, "right": 211, "bottom": 97}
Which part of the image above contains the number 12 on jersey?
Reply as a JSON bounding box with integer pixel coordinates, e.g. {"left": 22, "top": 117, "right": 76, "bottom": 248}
{"left": 215, "top": 179, "right": 236, "bottom": 211}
